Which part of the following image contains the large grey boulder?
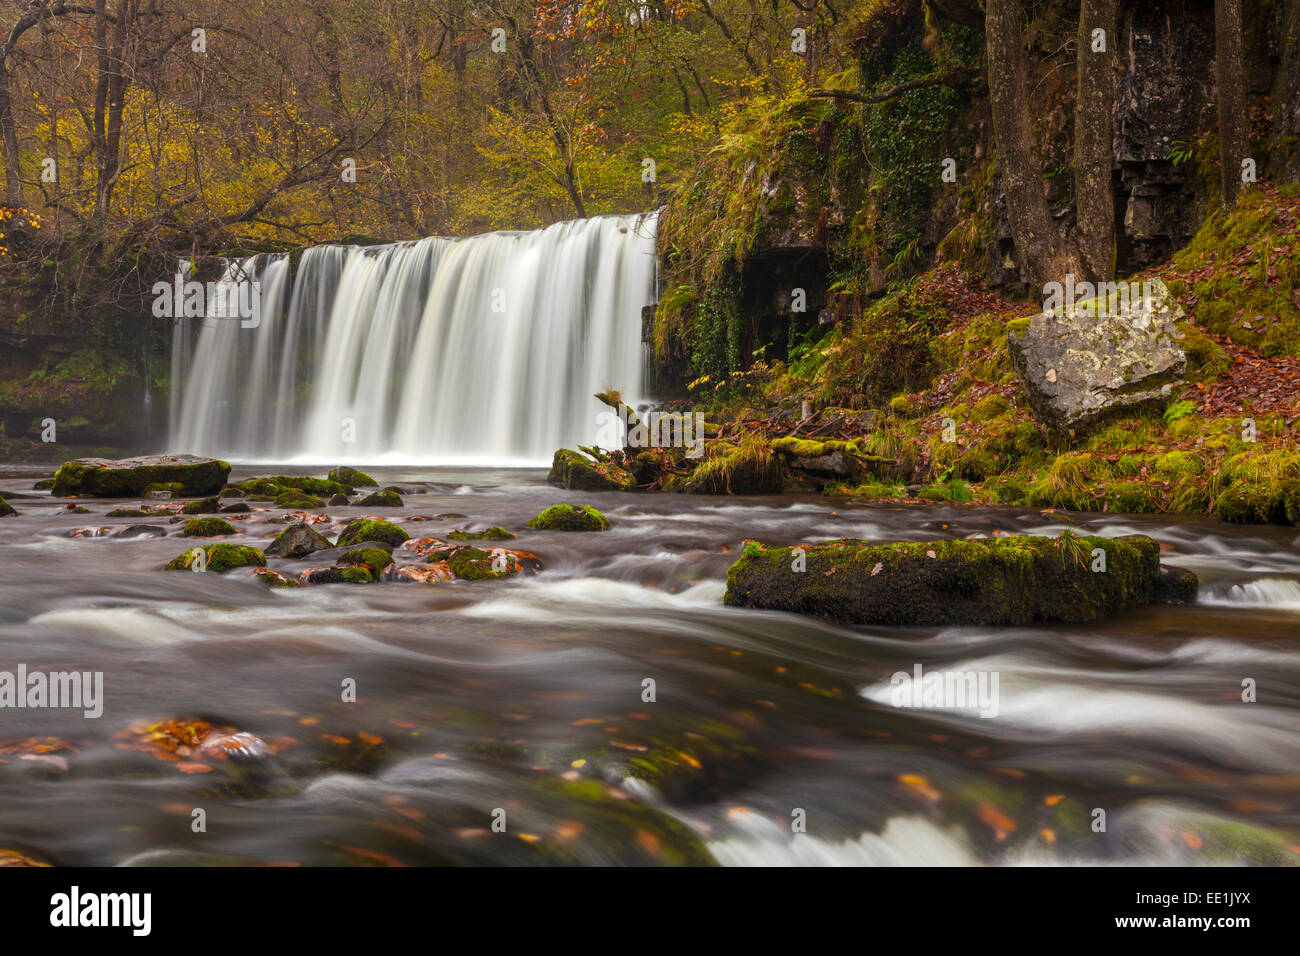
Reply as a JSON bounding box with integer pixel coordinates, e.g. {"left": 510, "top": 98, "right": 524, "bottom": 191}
{"left": 1007, "top": 278, "right": 1187, "bottom": 440}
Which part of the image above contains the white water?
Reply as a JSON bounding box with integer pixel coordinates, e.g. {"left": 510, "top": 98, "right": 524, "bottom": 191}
{"left": 169, "top": 213, "right": 658, "bottom": 464}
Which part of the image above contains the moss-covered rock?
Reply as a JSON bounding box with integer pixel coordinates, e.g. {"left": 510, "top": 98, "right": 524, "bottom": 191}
{"left": 0, "top": 496, "right": 16, "bottom": 517}
{"left": 301, "top": 565, "right": 377, "bottom": 585}
{"left": 328, "top": 466, "right": 377, "bottom": 487}
{"left": 724, "top": 533, "right": 1178, "bottom": 625}
{"left": 547, "top": 448, "right": 636, "bottom": 491}
{"left": 355, "top": 489, "right": 403, "bottom": 507}
{"left": 51, "top": 455, "right": 230, "bottom": 498}
{"left": 327, "top": 493, "right": 350, "bottom": 506}
{"left": 684, "top": 438, "right": 785, "bottom": 494}
{"left": 447, "top": 526, "right": 515, "bottom": 540}
{"left": 337, "top": 547, "right": 395, "bottom": 570}
{"left": 164, "top": 544, "right": 266, "bottom": 572}
{"left": 181, "top": 517, "right": 237, "bottom": 537}
{"left": 526, "top": 504, "right": 610, "bottom": 531}
{"left": 274, "top": 490, "right": 326, "bottom": 509}
{"left": 336, "top": 518, "right": 409, "bottom": 549}
{"left": 446, "top": 546, "right": 520, "bottom": 580}
{"left": 181, "top": 495, "right": 221, "bottom": 514}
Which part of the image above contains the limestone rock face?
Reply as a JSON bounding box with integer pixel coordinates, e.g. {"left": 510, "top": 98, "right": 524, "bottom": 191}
{"left": 1007, "top": 279, "right": 1187, "bottom": 440}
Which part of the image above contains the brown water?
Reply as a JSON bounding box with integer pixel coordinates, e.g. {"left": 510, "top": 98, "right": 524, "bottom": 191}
{"left": 1, "top": 464, "right": 1297, "bottom": 866}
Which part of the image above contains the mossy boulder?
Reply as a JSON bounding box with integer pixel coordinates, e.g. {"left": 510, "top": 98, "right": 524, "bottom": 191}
{"left": 526, "top": 504, "right": 610, "bottom": 532}
{"left": 683, "top": 439, "right": 785, "bottom": 494}
{"left": 181, "top": 496, "right": 221, "bottom": 514}
{"left": 337, "top": 547, "right": 395, "bottom": 570}
{"left": 181, "top": 517, "right": 237, "bottom": 537}
{"left": 274, "top": 490, "right": 326, "bottom": 509}
{"left": 164, "top": 544, "right": 266, "bottom": 572}
{"left": 265, "top": 521, "right": 333, "bottom": 558}
{"left": 355, "top": 489, "right": 403, "bottom": 507}
{"left": 548, "top": 448, "right": 636, "bottom": 492}
{"left": 301, "top": 565, "right": 377, "bottom": 585}
{"left": 336, "top": 518, "right": 409, "bottom": 549}
{"left": 1007, "top": 280, "right": 1187, "bottom": 441}
{"left": 327, "top": 493, "right": 350, "bottom": 506}
{"left": 51, "top": 455, "right": 231, "bottom": 498}
{"left": 328, "top": 466, "right": 378, "bottom": 487}
{"left": 446, "top": 546, "right": 520, "bottom": 580}
{"left": 447, "top": 526, "right": 515, "bottom": 541}
{"left": 724, "top": 534, "right": 1184, "bottom": 626}
{"left": 0, "top": 496, "right": 16, "bottom": 518}
{"left": 770, "top": 437, "right": 885, "bottom": 484}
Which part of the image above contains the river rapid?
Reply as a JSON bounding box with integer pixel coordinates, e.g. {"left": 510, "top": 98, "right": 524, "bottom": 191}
{"left": 1, "top": 464, "right": 1297, "bottom": 866}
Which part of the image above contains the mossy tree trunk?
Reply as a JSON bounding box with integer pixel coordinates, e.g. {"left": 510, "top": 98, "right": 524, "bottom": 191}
{"left": 1074, "top": 0, "right": 1118, "bottom": 282}
{"left": 985, "top": 0, "right": 1085, "bottom": 288}
{"left": 1215, "top": 0, "right": 1250, "bottom": 207}
{"left": 1272, "top": 0, "right": 1300, "bottom": 184}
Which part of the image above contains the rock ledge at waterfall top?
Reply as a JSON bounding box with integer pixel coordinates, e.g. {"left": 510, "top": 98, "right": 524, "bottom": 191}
{"left": 724, "top": 534, "right": 1193, "bottom": 626}
{"left": 1007, "top": 279, "right": 1188, "bottom": 441}
{"left": 51, "top": 455, "right": 231, "bottom": 498}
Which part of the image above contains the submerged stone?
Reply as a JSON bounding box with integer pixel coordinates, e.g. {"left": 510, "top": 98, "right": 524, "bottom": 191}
{"left": 724, "top": 534, "right": 1187, "bottom": 626}
{"left": 447, "top": 526, "right": 516, "bottom": 540}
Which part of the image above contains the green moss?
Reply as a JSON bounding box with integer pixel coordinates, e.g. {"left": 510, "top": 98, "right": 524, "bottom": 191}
{"left": 447, "top": 526, "right": 516, "bottom": 541}
{"left": 0, "top": 497, "right": 16, "bottom": 518}
{"left": 328, "top": 466, "right": 378, "bottom": 487}
{"left": 724, "top": 534, "right": 1164, "bottom": 625}
{"left": 164, "top": 544, "right": 265, "bottom": 572}
{"left": 181, "top": 496, "right": 221, "bottom": 514}
{"left": 526, "top": 504, "right": 610, "bottom": 532}
{"left": 181, "top": 517, "right": 237, "bottom": 537}
{"left": 548, "top": 448, "right": 636, "bottom": 492}
{"left": 684, "top": 436, "right": 784, "bottom": 494}
{"left": 274, "top": 491, "right": 326, "bottom": 509}
{"left": 446, "top": 546, "right": 518, "bottom": 581}
{"left": 337, "top": 547, "right": 395, "bottom": 570}
{"left": 336, "top": 518, "right": 409, "bottom": 548}
{"left": 1211, "top": 448, "right": 1300, "bottom": 524}
{"left": 356, "top": 489, "right": 403, "bottom": 507}
{"left": 916, "top": 480, "right": 975, "bottom": 502}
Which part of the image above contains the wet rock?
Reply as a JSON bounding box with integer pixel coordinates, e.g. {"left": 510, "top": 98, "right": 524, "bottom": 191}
{"left": 337, "top": 518, "right": 409, "bottom": 549}
{"left": 327, "top": 493, "right": 350, "bottom": 506}
{"left": 394, "top": 564, "right": 454, "bottom": 583}
{"left": 1007, "top": 279, "right": 1187, "bottom": 440}
{"left": 329, "top": 466, "right": 378, "bottom": 488}
{"left": 106, "top": 506, "right": 170, "bottom": 517}
{"left": 250, "top": 567, "right": 301, "bottom": 588}
{"left": 67, "top": 526, "right": 111, "bottom": 537}
{"left": 164, "top": 543, "right": 266, "bottom": 572}
{"left": 64, "top": 506, "right": 91, "bottom": 514}
{"left": 50, "top": 454, "right": 231, "bottom": 498}
{"left": 265, "top": 520, "right": 333, "bottom": 558}
{"left": 181, "top": 495, "right": 222, "bottom": 514}
{"left": 31, "top": 478, "right": 54, "bottom": 490}
{"left": 447, "top": 526, "right": 515, "bottom": 541}
{"left": 0, "top": 497, "right": 16, "bottom": 518}
{"left": 356, "top": 489, "right": 403, "bottom": 507}
{"left": 112, "top": 524, "right": 169, "bottom": 538}
{"left": 526, "top": 504, "right": 610, "bottom": 532}
{"left": 1151, "top": 565, "right": 1199, "bottom": 604}
{"left": 300, "top": 565, "right": 378, "bottom": 585}
{"left": 219, "top": 502, "right": 251, "bottom": 513}
{"left": 438, "top": 546, "right": 540, "bottom": 580}
{"left": 770, "top": 437, "right": 889, "bottom": 486}
{"left": 548, "top": 448, "right": 636, "bottom": 492}
{"left": 181, "top": 517, "right": 237, "bottom": 537}
{"left": 337, "top": 547, "right": 396, "bottom": 570}
{"left": 725, "top": 533, "right": 1188, "bottom": 625}
{"left": 274, "top": 490, "right": 326, "bottom": 509}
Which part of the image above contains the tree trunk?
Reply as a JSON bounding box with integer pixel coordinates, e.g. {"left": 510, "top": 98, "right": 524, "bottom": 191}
{"left": 985, "top": 0, "right": 1081, "bottom": 288}
{"left": 1272, "top": 0, "right": 1300, "bottom": 184}
{"left": 0, "top": 56, "right": 22, "bottom": 205}
{"left": 1215, "top": 0, "right": 1249, "bottom": 207}
{"left": 1073, "top": 0, "right": 1118, "bottom": 282}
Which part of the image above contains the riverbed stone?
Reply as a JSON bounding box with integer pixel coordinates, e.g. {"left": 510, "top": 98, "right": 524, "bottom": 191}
{"left": 0, "top": 496, "right": 15, "bottom": 517}
{"left": 1007, "top": 279, "right": 1187, "bottom": 440}
{"left": 548, "top": 448, "right": 636, "bottom": 492}
{"left": 182, "top": 517, "right": 237, "bottom": 537}
{"left": 336, "top": 518, "right": 408, "bottom": 549}
{"left": 526, "top": 504, "right": 609, "bottom": 531}
{"left": 355, "top": 489, "right": 402, "bottom": 507}
{"left": 724, "top": 533, "right": 1183, "bottom": 625}
{"left": 164, "top": 544, "right": 265, "bottom": 572}
{"left": 51, "top": 455, "right": 231, "bottom": 498}
{"left": 329, "top": 466, "right": 378, "bottom": 488}
{"left": 265, "top": 520, "right": 333, "bottom": 558}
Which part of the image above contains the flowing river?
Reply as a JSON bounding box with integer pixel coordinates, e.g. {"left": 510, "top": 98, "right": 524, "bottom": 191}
{"left": 1, "top": 464, "right": 1297, "bottom": 866}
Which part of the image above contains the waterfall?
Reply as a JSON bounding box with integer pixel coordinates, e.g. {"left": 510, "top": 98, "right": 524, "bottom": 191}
{"left": 167, "top": 212, "right": 658, "bottom": 464}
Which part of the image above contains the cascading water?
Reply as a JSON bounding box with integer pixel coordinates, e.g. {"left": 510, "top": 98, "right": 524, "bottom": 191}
{"left": 168, "top": 212, "right": 658, "bottom": 464}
